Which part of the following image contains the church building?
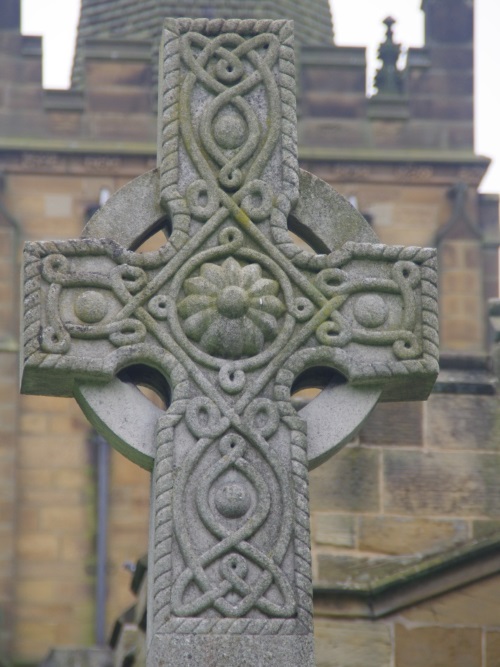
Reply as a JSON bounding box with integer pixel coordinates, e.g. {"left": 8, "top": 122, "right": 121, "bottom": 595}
{"left": 0, "top": 0, "right": 499, "bottom": 664}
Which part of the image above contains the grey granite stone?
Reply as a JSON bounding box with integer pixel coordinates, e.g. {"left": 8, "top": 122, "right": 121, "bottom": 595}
{"left": 21, "top": 18, "right": 438, "bottom": 666}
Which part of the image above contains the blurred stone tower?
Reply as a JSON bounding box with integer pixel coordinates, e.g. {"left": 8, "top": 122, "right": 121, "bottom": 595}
{"left": 72, "top": 0, "right": 334, "bottom": 88}
{"left": 0, "top": 0, "right": 499, "bottom": 664}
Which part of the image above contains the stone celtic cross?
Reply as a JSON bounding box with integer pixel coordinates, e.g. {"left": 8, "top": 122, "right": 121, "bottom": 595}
{"left": 21, "top": 18, "right": 438, "bottom": 667}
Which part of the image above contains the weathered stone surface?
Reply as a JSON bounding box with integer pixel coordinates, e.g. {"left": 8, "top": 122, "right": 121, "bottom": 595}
{"left": 359, "top": 516, "right": 468, "bottom": 556}
{"left": 313, "top": 533, "right": 500, "bottom": 622}
{"left": 394, "top": 625, "right": 481, "bottom": 667}
{"left": 314, "top": 619, "right": 392, "bottom": 667}
{"left": 403, "top": 573, "right": 500, "bottom": 626}
{"left": 424, "top": 0, "right": 473, "bottom": 45}
{"left": 427, "top": 394, "right": 500, "bottom": 450}
{"left": 20, "top": 17, "right": 438, "bottom": 667}
{"left": 473, "top": 519, "right": 500, "bottom": 539}
{"left": 360, "top": 401, "right": 423, "bottom": 446}
{"left": 314, "top": 513, "right": 356, "bottom": 548}
{"left": 310, "top": 446, "right": 380, "bottom": 513}
{"left": 149, "top": 635, "right": 314, "bottom": 667}
{"left": 384, "top": 450, "right": 500, "bottom": 516}
{"left": 486, "top": 631, "right": 500, "bottom": 667}
{"left": 317, "top": 554, "right": 365, "bottom": 585}
{"left": 439, "top": 237, "right": 485, "bottom": 352}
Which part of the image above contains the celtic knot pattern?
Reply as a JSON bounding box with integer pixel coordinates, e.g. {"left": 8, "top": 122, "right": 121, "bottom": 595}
{"left": 21, "top": 19, "right": 438, "bottom": 658}
{"left": 172, "top": 431, "right": 295, "bottom": 618}
{"left": 159, "top": 18, "right": 299, "bottom": 276}
{"left": 38, "top": 252, "right": 152, "bottom": 354}
{"left": 311, "top": 259, "right": 424, "bottom": 358}
{"left": 179, "top": 31, "right": 281, "bottom": 194}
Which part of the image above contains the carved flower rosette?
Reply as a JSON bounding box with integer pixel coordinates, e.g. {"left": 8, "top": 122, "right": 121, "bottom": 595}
{"left": 177, "top": 257, "right": 285, "bottom": 359}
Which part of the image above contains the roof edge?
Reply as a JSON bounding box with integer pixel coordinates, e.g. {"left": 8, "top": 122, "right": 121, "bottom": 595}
{"left": 314, "top": 533, "right": 500, "bottom": 619}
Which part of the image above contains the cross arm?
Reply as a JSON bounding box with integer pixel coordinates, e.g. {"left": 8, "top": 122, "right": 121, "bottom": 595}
{"left": 21, "top": 236, "right": 168, "bottom": 398}
{"left": 21, "top": 167, "right": 439, "bottom": 473}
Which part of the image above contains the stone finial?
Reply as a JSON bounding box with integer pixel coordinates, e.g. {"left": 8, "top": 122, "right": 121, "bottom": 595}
{"left": 374, "top": 16, "right": 405, "bottom": 95}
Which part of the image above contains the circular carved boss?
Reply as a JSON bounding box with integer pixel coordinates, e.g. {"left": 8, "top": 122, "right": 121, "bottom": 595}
{"left": 75, "top": 168, "right": 382, "bottom": 471}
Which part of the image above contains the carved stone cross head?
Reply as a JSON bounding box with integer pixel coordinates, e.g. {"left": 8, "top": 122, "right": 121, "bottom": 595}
{"left": 21, "top": 18, "right": 438, "bottom": 667}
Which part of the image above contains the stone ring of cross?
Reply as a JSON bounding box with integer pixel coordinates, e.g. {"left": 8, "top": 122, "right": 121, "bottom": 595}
{"left": 75, "top": 167, "right": 384, "bottom": 471}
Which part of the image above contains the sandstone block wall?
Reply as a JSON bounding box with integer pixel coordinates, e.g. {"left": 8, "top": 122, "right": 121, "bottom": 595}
{"left": 0, "top": 0, "right": 498, "bottom": 662}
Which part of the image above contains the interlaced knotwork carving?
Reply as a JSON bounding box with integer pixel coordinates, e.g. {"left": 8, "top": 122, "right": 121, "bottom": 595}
{"left": 21, "top": 18, "right": 439, "bottom": 661}
{"left": 22, "top": 227, "right": 437, "bottom": 636}
{"left": 171, "top": 429, "right": 295, "bottom": 618}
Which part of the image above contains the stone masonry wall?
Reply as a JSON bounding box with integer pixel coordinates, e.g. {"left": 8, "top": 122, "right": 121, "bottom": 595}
{"left": 0, "top": 169, "right": 152, "bottom": 661}
{"left": 309, "top": 388, "right": 500, "bottom": 667}
{"left": 15, "top": 394, "right": 93, "bottom": 657}
{"left": 6, "top": 170, "right": 95, "bottom": 659}
{"left": 311, "top": 392, "right": 500, "bottom": 570}
{"left": 314, "top": 581, "right": 500, "bottom": 667}
{"left": 3, "top": 165, "right": 496, "bottom": 661}
{"left": 0, "top": 219, "right": 19, "bottom": 656}
{"left": 1, "top": 0, "right": 499, "bottom": 661}
{"left": 3, "top": 158, "right": 496, "bottom": 662}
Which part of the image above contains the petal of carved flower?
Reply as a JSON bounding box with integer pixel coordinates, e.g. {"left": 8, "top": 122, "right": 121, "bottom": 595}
{"left": 183, "top": 308, "right": 218, "bottom": 341}
{"left": 249, "top": 295, "right": 286, "bottom": 318}
{"left": 241, "top": 317, "right": 264, "bottom": 356}
{"left": 178, "top": 294, "right": 216, "bottom": 319}
{"left": 199, "top": 320, "right": 222, "bottom": 356}
{"left": 222, "top": 257, "right": 242, "bottom": 286}
{"left": 201, "top": 317, "right": 245, "bottom": 358}
{"left": 200, "top": 263, "right": 226, "bottom": 290}
{"left": 184, "top": 276, "right": 219, "bottom": 296}
{"left": 248, "top": 278, "right": 279, "bottom": 297}
{"left": 240, "top": 264, "right": 262, "bottom": 289}
{"left": 246, "top": 308, "right": 279, "bottom": 341}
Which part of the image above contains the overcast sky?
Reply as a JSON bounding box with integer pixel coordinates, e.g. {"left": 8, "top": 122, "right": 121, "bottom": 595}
{"left": 20, "top": 0, "right": 500, "bottom": 194}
